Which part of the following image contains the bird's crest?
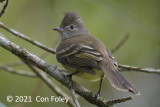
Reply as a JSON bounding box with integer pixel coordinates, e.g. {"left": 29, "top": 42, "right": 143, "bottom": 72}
{"left": 60, "top": 12, "right": 84, "bottom": 28}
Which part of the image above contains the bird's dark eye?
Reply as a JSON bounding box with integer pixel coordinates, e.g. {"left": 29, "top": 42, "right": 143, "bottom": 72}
{"left": 70, "top": 25, "right": 75, "bottom": 29}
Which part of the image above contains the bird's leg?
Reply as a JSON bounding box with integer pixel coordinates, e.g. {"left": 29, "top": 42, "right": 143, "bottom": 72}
{"left": 67, "top": 71, "right": 79, "bottom": 79}
{"left": 61, "top": 71, "right": 79, "bottom": 87}
{"left": 96, "top": 76, "right": 104, "bottom": 98}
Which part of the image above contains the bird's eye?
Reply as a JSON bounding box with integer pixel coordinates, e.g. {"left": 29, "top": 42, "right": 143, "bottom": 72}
{"left": 70, "top": 25, "right": 75, "bottom": 29}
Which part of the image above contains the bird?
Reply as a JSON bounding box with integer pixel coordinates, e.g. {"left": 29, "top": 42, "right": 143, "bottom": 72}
{"left": 53, "top": 12, "right": 140, "bottom": 97}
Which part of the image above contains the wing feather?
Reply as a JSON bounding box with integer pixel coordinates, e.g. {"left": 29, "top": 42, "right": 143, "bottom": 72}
{"left": 56, "top": 44, "right": 103, "bottom": 74}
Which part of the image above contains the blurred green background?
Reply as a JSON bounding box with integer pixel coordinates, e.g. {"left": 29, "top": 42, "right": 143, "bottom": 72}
{"left": 0, "top": 0, "right": 160, "bottom": 107}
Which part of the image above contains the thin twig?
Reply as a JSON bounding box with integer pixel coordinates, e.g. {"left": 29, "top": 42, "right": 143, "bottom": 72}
{"left": 5, "top": 60, "right": 66, "bottom": 73}
{"left": 22, "top": 60, "right": 75, "bottom": 107}
{"left": 0, "top": 64, "right": 37, "bottom": 77}
{"left": 5, "top": 60, "right": 24, "bottom": 67}
{"left": 0, "top": 0, "right": 9, "bottom": 17}
{"left": 5, "top": 52, "right": 49, "bottom": 67}
{"left": 5, "top": 52, "right": 51, "bottom": 67}
{"left": 70, "top": 88, "right": 80, "bottom": 107}
{"left": 107, "top": 96, "right": 133, "bottom": 105}
{"left": 118, "top": 64, "right": 160, "bottom": 74}
{"left": 0, "top": 34, "right": 131, "bottom": 107}
{"left": 111, "top": 34, "right": 130, "bottom": 53}
{"left": 0, "top": 22, "right": 56, "bottom": 54}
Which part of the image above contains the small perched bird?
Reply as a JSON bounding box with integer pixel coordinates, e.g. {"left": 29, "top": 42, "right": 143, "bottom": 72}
{"left": 53, "top": 12, "right": 140, "bottom": 97}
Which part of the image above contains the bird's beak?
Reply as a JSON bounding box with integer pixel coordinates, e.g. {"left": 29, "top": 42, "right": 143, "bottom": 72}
{"left": 53, "top": 27, "right": 64, "bottom": 32}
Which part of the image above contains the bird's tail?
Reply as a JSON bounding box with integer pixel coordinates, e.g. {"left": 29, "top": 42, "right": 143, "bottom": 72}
{"left": 99, "top": 61, "right": 140, "bottom": 95}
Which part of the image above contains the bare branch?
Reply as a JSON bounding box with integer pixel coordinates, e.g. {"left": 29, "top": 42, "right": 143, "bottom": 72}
{"left": 0, "top": 0, "right": 9, "bottom": 17}
{"left": 0, "top": 22, "right": 56, "bottom": 54}
{"left": 111, "top": 34, "right": 130, "bottom": 53}
{"left": 0, "top": 64, "right": 37, "bottom": 77}
{"left": 0, "top": 34, "right": 131, "bottom": 107}
{"left": 119, "top": 64, "right": 160, "bottom": 74}
{"left": 107, "top": 96, "right": 133, "bottom": 105}
{"left": 70, "top": 88, "right": 80, "bottom": 107}
{"left": 22, "top": 60, "right": 75, "bottom": 107}
{"left": 5, "top": 60, "right": 24, "bottom": 67}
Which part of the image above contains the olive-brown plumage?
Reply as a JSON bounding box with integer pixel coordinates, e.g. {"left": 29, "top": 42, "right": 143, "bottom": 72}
{"left": 54, "top": 12, "right": 140, "bottom": 95}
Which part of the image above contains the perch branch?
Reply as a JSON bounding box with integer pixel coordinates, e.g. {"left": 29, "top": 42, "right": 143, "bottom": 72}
{"left": 0, "top": 35, "right": 132, "bottom": 107}
{"left": 0, "top": 22, "right": 56, "bottom": 54}
{"left": 118, "top": 64, "right": 160, "bottom": 74}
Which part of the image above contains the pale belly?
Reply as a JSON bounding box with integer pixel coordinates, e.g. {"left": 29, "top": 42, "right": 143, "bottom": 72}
{"left": 62, "top": 64, "right": 105, "bottom": 81}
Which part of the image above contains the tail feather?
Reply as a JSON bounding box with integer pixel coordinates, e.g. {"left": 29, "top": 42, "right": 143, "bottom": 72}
{"left": 100, "top": 62, "right": 140, "bottom": 95}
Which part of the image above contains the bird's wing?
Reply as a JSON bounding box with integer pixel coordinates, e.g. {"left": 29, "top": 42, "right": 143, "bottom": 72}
{"left": 56, "top": 44, "right": 103, "bottom": 75}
